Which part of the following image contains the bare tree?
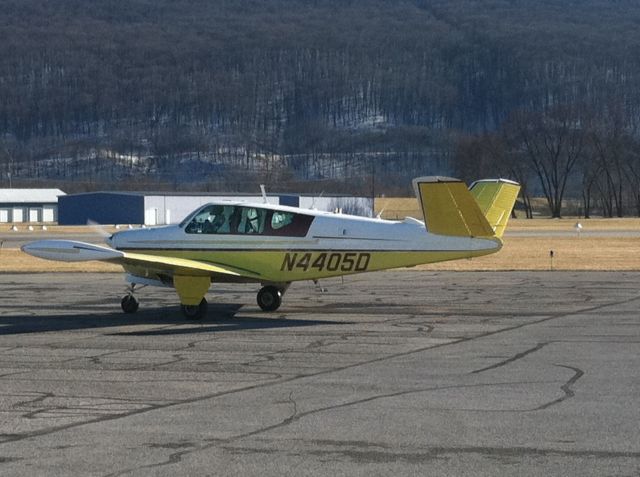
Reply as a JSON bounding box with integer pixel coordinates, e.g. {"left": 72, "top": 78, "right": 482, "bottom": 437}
{"left": 589, "top": 103, "right": 629, "bottom": 217}
{"left": 621, "top": 137, "right": 640, "bottom": 216}
{"left": 506, "top": 107, "right": 586, "bottom": 218}
{"left": 453, "top": 132, "right": 531, "bottom": 217}
{"left": 577, "top": 150, "right": 600, "bottom": 218}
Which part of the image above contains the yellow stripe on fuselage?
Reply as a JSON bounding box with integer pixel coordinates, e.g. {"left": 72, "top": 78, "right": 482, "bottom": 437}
{"left": 119, "top": 246, "right": 500, "bottom": 282}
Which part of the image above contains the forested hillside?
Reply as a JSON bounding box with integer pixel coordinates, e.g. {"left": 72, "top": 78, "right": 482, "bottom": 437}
{"left": 2, "top": 0, "right": 640, "bottom": 215}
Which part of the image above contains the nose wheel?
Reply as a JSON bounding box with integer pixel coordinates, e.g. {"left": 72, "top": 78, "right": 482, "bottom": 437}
{"left": 120, "top": 283, "right": 145, "bottom": 314}
{"left": 257, "top": 286, "right": 282, "bottom": 312}
{"left": 121, "top": 294, "right": 139, "bottom": 313}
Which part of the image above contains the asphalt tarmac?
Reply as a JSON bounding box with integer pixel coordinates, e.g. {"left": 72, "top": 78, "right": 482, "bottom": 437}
{"left": 0, "top": 271, "right": 638, "bottom": 476}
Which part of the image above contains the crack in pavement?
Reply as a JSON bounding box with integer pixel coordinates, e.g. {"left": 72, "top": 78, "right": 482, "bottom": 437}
{"left": 12, "top": 392, "right": 54, "bottom": 410}
{"left": 231, "top": 443, "right": 640, "bottom": 463}
{"left": 533, "top": 364, "right": 584, "bottom": 411}
{"left": 470, "top": 342, "right": 550, "bottom": 374}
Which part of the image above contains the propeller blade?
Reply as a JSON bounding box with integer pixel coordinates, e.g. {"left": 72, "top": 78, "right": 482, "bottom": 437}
{"left": 86, "top": 219, "right": 115, "bottom": 246}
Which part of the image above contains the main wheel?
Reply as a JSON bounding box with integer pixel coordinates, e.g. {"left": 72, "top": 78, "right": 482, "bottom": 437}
{"left": 257, "top": 286, "right": 282, "bottom": 312}
{"left": 121, "top": 295, "right": 139, "bottom": 314}
{"left": 181, "top": 298, "right": 208, "bottom": 320}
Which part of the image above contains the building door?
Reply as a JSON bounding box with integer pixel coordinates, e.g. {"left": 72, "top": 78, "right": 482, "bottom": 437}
{"left": 12, "top": 208, "right": 23, "bottom": 223}
{"left": 42, "top": 207, "right": 55, "bottom": 223}
{"left": 0, "top": 209, "right": 8, "bottom": 223}
{"left": 144, "top": 208, "right": 158, "bottom": 225}
{"left": 29, "top": 208, "right": 41, "bottom": 222}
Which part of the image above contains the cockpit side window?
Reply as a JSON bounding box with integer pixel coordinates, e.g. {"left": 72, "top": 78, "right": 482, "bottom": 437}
{"left": 184, "top": 205, "right": 226, "bottom": 234}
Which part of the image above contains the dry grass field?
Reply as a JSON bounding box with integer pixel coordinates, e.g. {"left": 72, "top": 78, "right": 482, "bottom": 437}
{"left": 423, "top": 236, "right": 640, "bottom": 271}
{"left": 507, "top": 217, "right": 640, "bottom": 232}
{"left": 0, "top": 248, "right": 120, "bottom": 272}
{"left": 2, "top": 217, "right": 640, "bottom": 272}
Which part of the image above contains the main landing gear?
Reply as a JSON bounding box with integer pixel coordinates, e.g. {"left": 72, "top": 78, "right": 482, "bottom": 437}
{"left": 257, "top": 284, "right": 289, "bottom": 312}
{"left": 180, "top": 298, "right": 208, "bottom": 320}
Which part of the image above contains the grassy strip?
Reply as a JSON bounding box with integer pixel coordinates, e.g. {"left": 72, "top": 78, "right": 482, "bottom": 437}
{"left": 422, "top": 236, "right": 640, "bottom": 271}
{"left": 0, "top": 249, "right": 120, "bottom": 273}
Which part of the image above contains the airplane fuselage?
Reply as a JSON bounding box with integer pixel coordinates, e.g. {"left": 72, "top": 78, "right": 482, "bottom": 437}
{"left": 108, "top": 201, "right": 502, "bottom": 284}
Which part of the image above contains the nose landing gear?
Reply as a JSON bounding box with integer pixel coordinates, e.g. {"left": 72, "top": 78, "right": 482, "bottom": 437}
{"left": 121, "top": 294, "right": 139, "bottom": 313}
{"left": 121, "top": 283, "right": 144, "bottom": 313}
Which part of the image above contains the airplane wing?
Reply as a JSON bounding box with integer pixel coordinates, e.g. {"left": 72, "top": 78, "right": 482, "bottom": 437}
{"left": 21, "top": 240, "right": 262, "bottom": 280}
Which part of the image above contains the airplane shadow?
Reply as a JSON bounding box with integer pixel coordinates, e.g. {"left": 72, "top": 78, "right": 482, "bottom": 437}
{"left": 0, "top": 303, "right": 348, "bottom": 336}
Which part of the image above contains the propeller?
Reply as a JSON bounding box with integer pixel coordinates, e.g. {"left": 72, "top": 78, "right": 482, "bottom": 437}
{"left": 87, "top": 219, "right": 114, "bottom": 246}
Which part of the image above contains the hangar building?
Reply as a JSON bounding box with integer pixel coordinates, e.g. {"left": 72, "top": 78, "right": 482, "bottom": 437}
{"left": 58, "top": 191, "right": 372, "bottom": 225}
{"left": 0, "top": 189, "right": 66, "bottom": 223}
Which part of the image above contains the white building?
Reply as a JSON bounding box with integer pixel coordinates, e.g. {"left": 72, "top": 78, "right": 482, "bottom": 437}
{"left": 0, "top": 189, "right": 66, "bottom": 223}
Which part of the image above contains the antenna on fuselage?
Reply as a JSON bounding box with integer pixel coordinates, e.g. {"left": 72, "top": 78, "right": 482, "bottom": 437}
{"left": 259, "top": 184, "right": 268, "bottom": 204}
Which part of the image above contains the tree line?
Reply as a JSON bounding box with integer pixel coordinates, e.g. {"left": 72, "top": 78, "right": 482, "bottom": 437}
{"left": 453, "top": 103, "right": 640, "bottom": 218}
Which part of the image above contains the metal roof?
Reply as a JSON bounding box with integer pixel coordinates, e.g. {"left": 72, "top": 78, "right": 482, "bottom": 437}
{"left": 0, "top": 189, "right": 66, "bottom": 204}
{"left": 63, "top": 191, "right": 363, "bottom": 198}
{"left": 64, "top": 191, "right": 262, "bottom": 197}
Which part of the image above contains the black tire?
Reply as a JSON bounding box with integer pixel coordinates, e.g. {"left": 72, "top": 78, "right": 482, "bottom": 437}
{"left": 121, "top": 295, "right": 139, "bottom": 314}
{"left": 181, "top": 298, "right": 208, "bottom": 320}
{"left": 257, "top": 286, "right": 282, "bottom": 312}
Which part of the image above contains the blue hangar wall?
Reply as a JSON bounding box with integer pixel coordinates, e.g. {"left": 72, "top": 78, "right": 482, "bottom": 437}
{"left": 58, "top": 193, "right": 144, "bottom": 225}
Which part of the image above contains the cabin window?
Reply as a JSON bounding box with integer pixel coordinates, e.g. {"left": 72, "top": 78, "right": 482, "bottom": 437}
{"left": 184, "top": 204, "right": 313, "bottom": 236}
{"left": 271, "top": 211, "right": 294, "bottom": 230}
{"left": 237, "top": 207, "right": 266, "bottom": 234}
{"left": 265, "top": 210, "right": 314, "bottom": 236}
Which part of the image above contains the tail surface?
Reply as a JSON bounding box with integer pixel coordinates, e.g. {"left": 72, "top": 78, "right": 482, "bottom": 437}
{"left": 412, "top": 176, "right": 520, "bottom": 238}
{"left": 469, "top": 179, "right": 520, "bottom": 238}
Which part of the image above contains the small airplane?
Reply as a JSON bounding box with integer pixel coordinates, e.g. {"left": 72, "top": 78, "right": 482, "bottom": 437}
{"left": 22, "top": 176, "right": 520, "bottom": 319}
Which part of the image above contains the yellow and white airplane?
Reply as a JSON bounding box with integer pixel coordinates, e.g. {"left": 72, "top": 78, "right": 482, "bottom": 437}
{"left": 22, "top": 177, "right": 519, "bottom": 319}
